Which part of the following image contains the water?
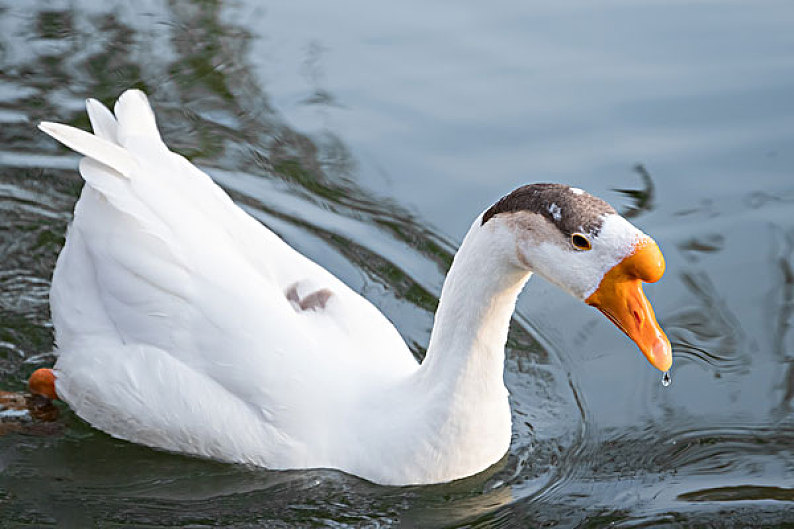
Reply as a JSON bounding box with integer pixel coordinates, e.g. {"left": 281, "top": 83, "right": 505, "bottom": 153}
{"left": 1, "top": 0, "right": 793, "bottom": 526}
{"left": 662, "top": 370, "right": 671, "bottom": 387}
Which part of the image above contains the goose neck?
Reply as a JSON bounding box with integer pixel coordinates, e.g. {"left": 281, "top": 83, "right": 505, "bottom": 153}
{"left": 419, "top": 219, "right": 530, "bottom": 391}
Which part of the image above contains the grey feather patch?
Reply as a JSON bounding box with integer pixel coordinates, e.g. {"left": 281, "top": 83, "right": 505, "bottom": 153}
{"left": 285, "top": 284, "right": 301, "bottom": 306}
{"left": 482, "top": 183, "right": 616, "bottom": 236}
{"left": 299, "top": 289, "right": 333, "bottom": 311}
{"left": 285, "top": 284, "right": 333, "bottom": 312}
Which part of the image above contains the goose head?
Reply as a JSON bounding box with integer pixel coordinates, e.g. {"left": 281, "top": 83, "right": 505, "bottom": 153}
{"left": 481, "top": 183, "right": 671, "bottom": 371}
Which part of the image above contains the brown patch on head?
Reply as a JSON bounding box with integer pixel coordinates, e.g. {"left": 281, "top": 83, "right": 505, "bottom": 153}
{"left": 506, "top": 210, "right": 567, "bottom": 244}
{"left": 482, "top": 184, "right": 616, "bottom": 237}
{"left": 503, "top": 210, "right": 571, "bottom": 267}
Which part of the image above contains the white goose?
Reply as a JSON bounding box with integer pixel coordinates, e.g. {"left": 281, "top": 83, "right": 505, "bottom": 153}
{"left": 31, "top": 90, "right": 672, "bottom": 486}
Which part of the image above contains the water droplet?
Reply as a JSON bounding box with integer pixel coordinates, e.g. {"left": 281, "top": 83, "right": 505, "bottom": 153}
{"left": 662, "top": 370, "right": 672, "bottom": 387}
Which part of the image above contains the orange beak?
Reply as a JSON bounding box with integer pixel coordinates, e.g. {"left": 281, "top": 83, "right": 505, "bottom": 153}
{"left": 585, "top": 239, "right": 672, "bottom": 371}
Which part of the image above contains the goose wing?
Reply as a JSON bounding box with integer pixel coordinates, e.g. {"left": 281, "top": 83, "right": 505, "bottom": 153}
{"left": 42, "top": 91, "right": 416, "bottom": 412}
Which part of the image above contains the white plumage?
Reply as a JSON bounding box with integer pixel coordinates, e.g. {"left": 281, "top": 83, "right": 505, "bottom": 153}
{"left": 40, "top": 90, "right": 662, "bottom": 485}
{"left": 41, "top": 90, "right": 524, "bottom": 485}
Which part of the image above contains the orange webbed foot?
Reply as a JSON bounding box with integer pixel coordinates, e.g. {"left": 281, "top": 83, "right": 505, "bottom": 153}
{"left": 28, "top": 368, "right": 58, "bottom": 400}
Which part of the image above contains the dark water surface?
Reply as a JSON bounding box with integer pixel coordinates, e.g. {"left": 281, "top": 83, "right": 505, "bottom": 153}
{"left": 1, "top": 1, "right": 793, "bottom": 527}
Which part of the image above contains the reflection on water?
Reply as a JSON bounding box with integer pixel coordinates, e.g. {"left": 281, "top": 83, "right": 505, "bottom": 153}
{"left": 666, "top": 271, "right": 747, "bottom": 373}
{"left": 678, "top": 485, "right": 794, "bottom": 502}
{"left": 612, "top": 163, "right": 655, "bottom": 219}
{"left": 1, "top": 0, "right": 793, "bottom": 527}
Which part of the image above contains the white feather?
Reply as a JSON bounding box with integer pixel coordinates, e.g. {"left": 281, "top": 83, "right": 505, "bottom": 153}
{"left": 39, "top": 121, "right": 136, "bottom": 176}
{"left": 43, "top": 91, "right": 450, "bottom": 484}
{"left": 40, "top": 90, "right": 641, "bottom": 485}
{"left": 113, "top": 89, "right": 162, "bottom": 143}
{"left": 86, "top": 98, "right": 118, "bottom": 142}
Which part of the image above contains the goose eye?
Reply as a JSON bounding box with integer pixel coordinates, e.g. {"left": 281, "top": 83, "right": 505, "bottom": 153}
{"left": 571, "top": 233, "right": 592, "bottom": 251}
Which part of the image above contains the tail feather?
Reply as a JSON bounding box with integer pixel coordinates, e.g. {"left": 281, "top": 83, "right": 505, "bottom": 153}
{"left": 86, "top": 98, "right": 118, "bottom": 143}
{"left": 76, "top": 157, "right": 168, "bottom": 240}
{"left": 78, "top": 158, "right": 132, "bottom": 212}
{"left": 38, "top": 121, "right": 137, "bottom": 177}
{"left": 113, "top": 89, "right": 162, "bottom": 144}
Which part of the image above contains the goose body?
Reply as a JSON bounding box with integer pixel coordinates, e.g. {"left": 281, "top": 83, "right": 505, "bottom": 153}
{"left": 38, "top": 91, "right": 671, "bottom": 485}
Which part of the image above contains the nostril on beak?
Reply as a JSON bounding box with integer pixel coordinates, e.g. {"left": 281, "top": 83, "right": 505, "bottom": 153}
{"left": 633, "top": 309, "right": 642, "bottom": 326}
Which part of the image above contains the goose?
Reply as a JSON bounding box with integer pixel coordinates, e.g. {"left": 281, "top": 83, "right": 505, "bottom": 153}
{"left": 31, "top": 90, "right": 671, "bottom": 486}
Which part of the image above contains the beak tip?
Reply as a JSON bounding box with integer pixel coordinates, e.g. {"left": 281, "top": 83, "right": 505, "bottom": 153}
{"left": 651, "top": 339, "right": 673, "bottom": 372}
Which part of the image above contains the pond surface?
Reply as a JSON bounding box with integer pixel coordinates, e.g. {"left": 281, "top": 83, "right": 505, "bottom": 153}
{"left": 1, "top": 1, "right": 793, "bottom": 527}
